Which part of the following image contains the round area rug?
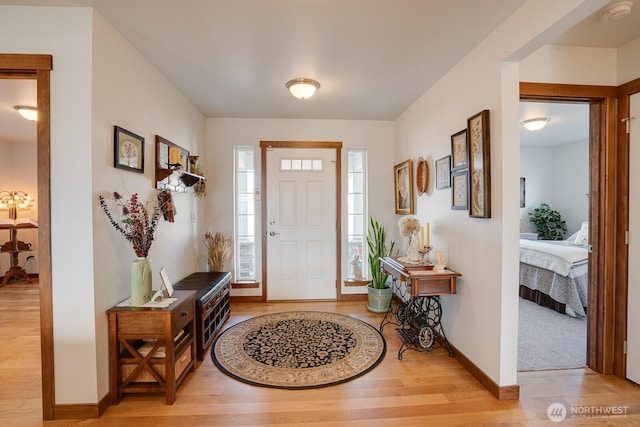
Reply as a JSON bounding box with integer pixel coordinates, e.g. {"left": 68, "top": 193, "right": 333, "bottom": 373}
{"left": 211, "top": 311, "right": 386, "bottom": 389}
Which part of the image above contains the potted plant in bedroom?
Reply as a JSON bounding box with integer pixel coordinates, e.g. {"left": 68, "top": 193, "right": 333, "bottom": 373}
{"left": 528, "top": 202, "right": 568, "bottom": 240}
{"left": 366, "top": 217, "right": 396, "bottom": 313}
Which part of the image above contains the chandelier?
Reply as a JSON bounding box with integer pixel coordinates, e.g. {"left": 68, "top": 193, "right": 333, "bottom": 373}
{"left": 0, "top": 191, "right": 35, "bottom": 219}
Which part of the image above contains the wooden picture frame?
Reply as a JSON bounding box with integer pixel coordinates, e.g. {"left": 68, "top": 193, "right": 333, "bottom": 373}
{"left": 435, "top": 155, "right": 451, "bottom": 189}
{"left": 114, "top": 126, "right": 144, "bottom": 173}
{"left": 394, "top": 159, "right": 414, "bottom": 214}
{"left": 450, "top": 129, "right": 468, "bottom": 171}
{"left": 520, "top": 177, "right": 526, "bottom": 208}
{"left": 451, "top": 169, "right": 469, "bottom": 210}
{"left": 468, "top": 109, "right": 491, "bottom": 218}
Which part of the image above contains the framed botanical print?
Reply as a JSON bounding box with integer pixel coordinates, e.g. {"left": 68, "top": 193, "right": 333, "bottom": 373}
{"left": 450, "top": 129, "right": 468, "bottom": 171}
{"left": 451, "top": 169, "right": 469, "bottom": 210}
{"left": 114, "top": 126, "right": 144, "bottom": 173}
{"left": 435, "top": 155, "right": 451, "bottom": 189}
{"left": 394, "top": 159, "right": 414, "bottom": 214}
{"left": 468, "top": 109, "right": 491, "bottom": 218}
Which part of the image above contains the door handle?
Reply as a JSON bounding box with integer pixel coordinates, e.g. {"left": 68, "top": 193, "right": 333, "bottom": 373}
{"left": 269, "top": 231, "right": 280, "bottom": 236}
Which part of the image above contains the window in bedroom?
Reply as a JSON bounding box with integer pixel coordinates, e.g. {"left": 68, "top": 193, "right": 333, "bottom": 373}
{"left": 234, "top": 146, "right": 256, "bottom": 281}
{"left": 347, "top": 148, "right": 368, "bottom": 281}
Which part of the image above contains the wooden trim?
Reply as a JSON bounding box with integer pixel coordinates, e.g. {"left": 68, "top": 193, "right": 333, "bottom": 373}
{"left": 337, "top": 293, "right": 367, "bottom": 302}
{"left": 53, "top": 389, "right": 110, "bottom": 419}
{"left": 231, "top": 281, "right": 260, "bottom": 289}
{"left": 230, "top": 295, "right": 266, "bottom": 303}
{"left": 259, "top": 141, "right": 343, "bottom": 302}
{"left": 449, "top": 342, "right": 519, "bottom": 400}
{"left": 0, "top": 54, "right": 54, "bottom": 420}
{"left": 344, "top": 280, "right": 371, "bottom": 287}
{"left": 520, "top": 82, "right": 617, "bottom": 376}
{"left": 614, "top": 77, "right": 640, "bottom": 378}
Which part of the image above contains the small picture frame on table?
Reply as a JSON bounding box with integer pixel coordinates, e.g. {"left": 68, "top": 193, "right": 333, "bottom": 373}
{"left": 435, "top": 155, "right": 451, "bottom": 189}
{"left": 114, "top": 126, "right": 144, "bottom": 173}
{"left": 159, "top": 267, "right": 174, "bottom": 297}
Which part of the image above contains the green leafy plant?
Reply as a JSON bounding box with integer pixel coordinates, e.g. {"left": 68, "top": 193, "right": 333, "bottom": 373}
{"left": 367, "top": 217, "right": 395, "bottom": 289}
{"left": 528, "top": 203, "right": 567, "bottom": 240}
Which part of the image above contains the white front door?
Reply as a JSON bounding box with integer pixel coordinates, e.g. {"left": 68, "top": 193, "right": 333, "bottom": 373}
{"left": 627, "top": 92, "right": 640, "bottom": 385}
{"left": 266, "top": 148, "right": 337, "bottom": 300}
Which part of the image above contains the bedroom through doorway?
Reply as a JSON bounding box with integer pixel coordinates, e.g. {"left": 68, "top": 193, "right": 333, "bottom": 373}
{"left": 517, "top": 100, "right": 589, "bottom": 372}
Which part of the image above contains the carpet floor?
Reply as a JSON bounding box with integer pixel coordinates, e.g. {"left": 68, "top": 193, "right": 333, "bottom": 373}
{"left": 518, "top": 298, "right": 586, "bottom": 371}
{"left": 211, "top": 311, "right": 386, "bottom": 389}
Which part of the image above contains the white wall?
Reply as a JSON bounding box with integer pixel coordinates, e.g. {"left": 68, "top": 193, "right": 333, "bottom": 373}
{"left": 393, "top": 0, "right": 609, "bottom": 387}
{"left": 0, "top": 5, "right": 205, "bottom": 405}
{"left": 519, "top": 147, "right": 554, "bottom": 232}
{"left": 205, "top": 118, "right": 394, "bottom": 297}
{"left": 618, "top": 36, "right": 640, "bottom": 85}
{"left": 91, "top": 11, "right": 205, "bottom": 399}
{"left": 553, "top": 140, "right": 589, "bottom": 235}
{"left": 520, "top": 45, "right": 617, "bottom": 85}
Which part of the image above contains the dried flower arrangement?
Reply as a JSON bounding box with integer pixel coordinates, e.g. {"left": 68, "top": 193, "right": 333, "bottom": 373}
{"left": 191, "top": 164, "right": 206, "bottom": 197}
{"left": 202, "top": 230, "right": 233, "bottom": 271}
{"left": 99, "top": 191, "right": 161, "bottom": 258}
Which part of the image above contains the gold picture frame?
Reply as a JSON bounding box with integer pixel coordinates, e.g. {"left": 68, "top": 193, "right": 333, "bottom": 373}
{"left": 468, "top": 109, "right": 491, "bottom": 218}
{"left": 394, "top": 159, "right": 414, "bottom": 214}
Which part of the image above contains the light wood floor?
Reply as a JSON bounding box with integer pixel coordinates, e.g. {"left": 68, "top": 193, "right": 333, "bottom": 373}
{"left": 1, "top": 283, "right": 639, "bottom": 426}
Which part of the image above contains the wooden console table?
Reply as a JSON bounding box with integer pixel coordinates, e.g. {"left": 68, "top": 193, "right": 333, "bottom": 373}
{"left": 107, "top": 290, "right": 196, "bottom": 404}
{"left": 0, "top": 220, "right": 37, "bottom": 286}
{"left": 379, "top": 256, "right": 461, "bottom": 359}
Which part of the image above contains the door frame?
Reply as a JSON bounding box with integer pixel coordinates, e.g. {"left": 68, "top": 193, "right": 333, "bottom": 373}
{"left": 615, "top": 77, "right": 640, "bottom": 379}
{"left": 260, "top": 141, "right": 342, "bottom": 301}
{"left": 520, "top": 82, "right": 617, "bottom": 375}
{"left": 0, "top": 54, "right": 54, "bottom": 419}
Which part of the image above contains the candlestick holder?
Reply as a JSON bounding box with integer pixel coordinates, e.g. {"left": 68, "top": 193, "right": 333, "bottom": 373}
{"left": 419, "top": 245, "right": 433, "bottom": 265}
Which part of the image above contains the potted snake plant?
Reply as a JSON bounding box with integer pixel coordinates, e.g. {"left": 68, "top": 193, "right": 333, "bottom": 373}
{"left": 366, "top": 217, "right": 395, "bottom": 312}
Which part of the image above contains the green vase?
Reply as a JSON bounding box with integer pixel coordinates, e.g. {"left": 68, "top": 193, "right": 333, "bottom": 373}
{"left": 367, "top": 285, "right": 393, "bottom": 313}
{"left": 131, "top": 257, "right": 152, "bottom": 306}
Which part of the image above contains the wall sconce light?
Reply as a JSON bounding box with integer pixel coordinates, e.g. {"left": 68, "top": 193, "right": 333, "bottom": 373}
{"left": 286, "top": 78, "right": 320, "bottom": 99}
{"left": 13, "top": 105, "right": 38, "bottom": 121}
{"left": 521, "top": 117, "right": 550, "bottom": 131}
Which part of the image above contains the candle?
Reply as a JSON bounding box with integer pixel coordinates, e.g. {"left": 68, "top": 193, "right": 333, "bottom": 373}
{"left": 426, "top": 222, "right": 431, "bottom": 247}
{"left": 420, "top": 226, "right": 425, "bottom": 248}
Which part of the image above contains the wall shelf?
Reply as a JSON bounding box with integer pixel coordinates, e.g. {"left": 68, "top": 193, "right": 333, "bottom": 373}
{"left": 155, "top": 135, "right": 204, "bottom": 193}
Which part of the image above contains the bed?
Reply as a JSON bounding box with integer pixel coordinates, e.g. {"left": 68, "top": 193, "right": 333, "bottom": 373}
{"left": 519, "top": 225, "right": 589, "bottom": 317}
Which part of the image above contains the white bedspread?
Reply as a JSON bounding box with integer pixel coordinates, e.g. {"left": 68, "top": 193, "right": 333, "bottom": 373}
{"left": 519, "top": 239, "right": 588, "bottom": 276}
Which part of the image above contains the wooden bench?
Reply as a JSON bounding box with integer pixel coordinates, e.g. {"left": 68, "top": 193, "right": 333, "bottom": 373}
{"left": 172, "top": 272, "right": 231, "bottom": 361}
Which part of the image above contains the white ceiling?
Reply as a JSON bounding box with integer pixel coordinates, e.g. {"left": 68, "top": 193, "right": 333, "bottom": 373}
{"left": 1, "top": 0, "right": 639, "bottom": 146}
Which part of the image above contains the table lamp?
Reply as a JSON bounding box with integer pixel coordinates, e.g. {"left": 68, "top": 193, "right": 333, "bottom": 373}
{"left": 0, "top": 190, "right": 35, "bottom": 220}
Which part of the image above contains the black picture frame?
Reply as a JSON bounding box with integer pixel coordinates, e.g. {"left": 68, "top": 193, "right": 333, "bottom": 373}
{"left": 114, "top": 126, "right": 144, "bottom": 173}
{"left": 450, "top": 128, "right": 469, "bottom": 171}
{"left": 451, "top": 169, "right": 469, "bottom": 210}
{"left": 435, "top": 155, "right": 451, "bottom": 189}
{"left": 520, "top": 177, "right": 526, "bottom": 208}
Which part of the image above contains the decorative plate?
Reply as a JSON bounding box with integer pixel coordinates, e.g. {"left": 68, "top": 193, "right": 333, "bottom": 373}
{"left": 416, "top": 157, "right": 428, "bottom": 196}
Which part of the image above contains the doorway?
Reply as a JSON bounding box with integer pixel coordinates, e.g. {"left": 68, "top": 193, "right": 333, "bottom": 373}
{"left": 517, "top": 100, "right": 589, "bottom": 371}
{"left": 520, "top": 82, "right": 618, "bottom": 375}
{"left": 0, "top": 54, "right": 53, "bottom": 420}
{"left": 260, "top": 141, "right": 342, "bottom": 302}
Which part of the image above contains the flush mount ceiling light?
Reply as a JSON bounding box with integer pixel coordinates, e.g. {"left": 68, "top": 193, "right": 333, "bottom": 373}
{"left": 598, "top": 1, "right": 633, "bottom": 22}
{"left": 13, "top": 105, "right": 38, "bottom": 121}
{"left": 521, "top": 117, "right": 550, "bottom": 131}
{"left": 286, "top": 78, "right": 320, "bottom": 99}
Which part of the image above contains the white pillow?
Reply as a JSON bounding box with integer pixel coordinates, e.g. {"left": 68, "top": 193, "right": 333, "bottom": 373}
{"left": 573, "top": 221, "right": 589, "bottom": 246}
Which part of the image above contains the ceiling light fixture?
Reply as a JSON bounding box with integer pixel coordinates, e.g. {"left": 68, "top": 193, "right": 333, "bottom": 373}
{"left": 286, "top": 78, "right": 320, "bottom": 99}
{"left": 13, "top": 105, "right": 38, "bottom": 121}
{"left": 598, "top": 1, "right": 633, "bottom": 22}
{"left": 521, "top": 117, "right": 550, "bottom": 131}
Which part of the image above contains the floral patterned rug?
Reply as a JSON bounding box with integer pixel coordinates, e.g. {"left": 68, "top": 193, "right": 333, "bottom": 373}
{"left": 211, "top": 311, "right": 386, "bottom": 389}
